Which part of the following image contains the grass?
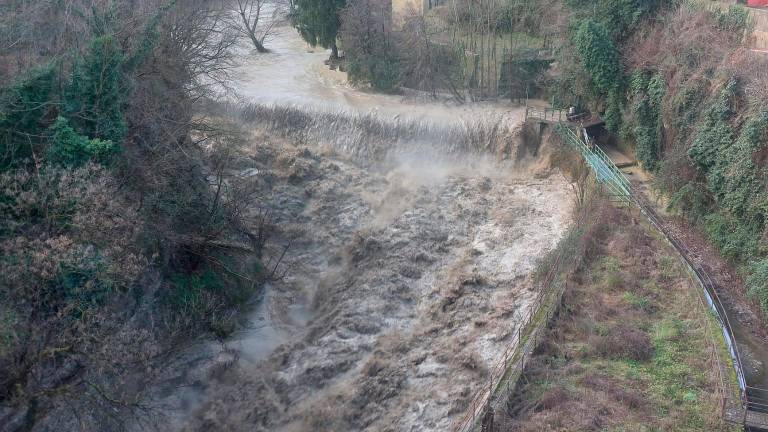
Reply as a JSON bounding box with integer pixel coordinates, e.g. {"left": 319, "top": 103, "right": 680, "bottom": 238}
{"left": 622, "top": 291, "right": 651, "bottom": 311}
{"left": 500, "top": 203, "right": 741, "bottom": 432}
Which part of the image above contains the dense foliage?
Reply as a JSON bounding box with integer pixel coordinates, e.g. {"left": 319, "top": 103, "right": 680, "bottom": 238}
{"left": 574, "top": 19, "right": 620, "bottom": 95}
{"left": 0, "top": 66, "right": 56, "bottom": 169}
{"left": 64, "top": 34, "right": 127, "bottom": 144}
{"left": 0, "top": 2, "right": 263, "bottom": 428}
{"left": 628, "top": 71, "right": 665, "bottom": 169}
{"left": 294, "top": 0, "right": 346, "bottom": 57}
{"left": 340, "top": 0, "right": 400, "bottom": 91}
{"left": 566, "top": 0, "right": 668, "bottom": 41}
{"left": 542, "top": 0, "right": 768, "bottom": 322}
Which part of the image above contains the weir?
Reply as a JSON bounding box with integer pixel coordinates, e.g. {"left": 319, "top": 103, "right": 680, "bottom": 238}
{"left": 525, "top": 108, "right": 768, "bottom": 431}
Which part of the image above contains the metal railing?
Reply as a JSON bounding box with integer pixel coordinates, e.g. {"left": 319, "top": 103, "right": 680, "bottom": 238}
{"left": 451, "top": 111, "right": 767, "bottom": 431}
{"left": 556, "top": 118, "right": 744, "bottom": 400}
{"left": 628, "top": 192, "right": 746, "bottom": 392}
{"left": 554, "top": 123, "right": 631, "bottom": 203}
{"left": 506, "top": 112, "right": 759, "bottom": 429}
{"left": 524, "top": 106, "right": 567, "bottom": 123}
{"left": 562, "top": 123, "right": 753, "bottom": 422}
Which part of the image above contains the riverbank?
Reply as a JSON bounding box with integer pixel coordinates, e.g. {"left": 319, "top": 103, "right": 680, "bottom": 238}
{"left": 496, "top": 192, "right": 741, "bottom": 431}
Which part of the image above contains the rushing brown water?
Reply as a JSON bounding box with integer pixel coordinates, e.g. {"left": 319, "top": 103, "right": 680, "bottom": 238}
{"left": 122, "top": 23, "right": 574, "bottom": 432}
{"left": 229, "top": 22, "right": 522, "bottom": 124}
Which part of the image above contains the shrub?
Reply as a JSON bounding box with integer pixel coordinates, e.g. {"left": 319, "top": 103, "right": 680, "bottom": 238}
{"left": 714, "top": 111, "right": 768, "bottom": 219}
{"left": 623, "top": 291, "right": 651, "bottom": 312}
{"left": 629, "top": 71, "right": 665, "bottom": 170}
{"left": 167, "top": 268, "right": 224, "bottom": 311}
{"left": 162, "top": 257, "right": 260, "bottom": 337}
{"left": 602, "top": 265, "right": 622, "bottom": 290}
{"left": 567, "top": 0, "right": 672, "bottom": 42}
{"left": 657, "top": 255, "right": 678, "bottom": 281}
{"left": 64, "top": 35, "right": 127, "bottom": 144}
{"left": 666, "top": 183, "right": 711, "bottom": 223}
{"left": 703, "top": 212, "right": 759, "bottom": 263}
{"left": 688, "top": 78, "right": 736, "bottom": 172}
{"left": 574, "top": 19, "right": 621, "bottom": 95}
{"left": 604, "top": 88, "right": 623, "bottom": 133}
{"left": 0, "top": 165, "right": 145, "bottom": 314}
{"left": 46, "top": 117, "right": 116, "bottom": 167}
{"left": 712, "top": 5, "right": 750, "bottom": 35}
{"left": 594, "top": 324, "right": 653, "bottom": 361}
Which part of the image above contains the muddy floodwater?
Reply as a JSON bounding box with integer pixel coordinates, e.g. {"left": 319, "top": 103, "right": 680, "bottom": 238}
{"left": 133, "top": 25, "right": 574, "bottom": 432}
{"left": 230, "top": 22, "right": 522, "bottom": 124}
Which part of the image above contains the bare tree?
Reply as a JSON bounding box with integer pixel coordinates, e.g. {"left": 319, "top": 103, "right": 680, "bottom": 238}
{"left": 232, "top": 0, "right": 286, "bottom": 53}
{"left": 400, "top": 8, "right": 464, "bottom": 101}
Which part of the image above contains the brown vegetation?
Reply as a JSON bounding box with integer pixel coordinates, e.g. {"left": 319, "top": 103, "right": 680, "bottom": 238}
{"left": 0, "top": 1, "right": 270, "bottom": 430}
{"left": 496, "top": 200, "right": 736, "bottom": 431}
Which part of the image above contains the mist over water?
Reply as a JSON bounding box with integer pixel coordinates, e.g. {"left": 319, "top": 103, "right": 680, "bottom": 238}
{"left": 133, "top": 23, "right": 574, "bottom": 432}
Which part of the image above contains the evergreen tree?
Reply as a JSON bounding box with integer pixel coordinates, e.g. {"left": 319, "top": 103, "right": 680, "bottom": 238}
{"left": 294, "top": 0, "right": 346, "bottom": 59}
{"left": 574, "top": 19, "right": 621, "bottom": 96}
{"left": 64, "top": 35, "right": 127, "bottom": 145}
{"left": 0, "top": 65, "right": 56, "bottom": 169}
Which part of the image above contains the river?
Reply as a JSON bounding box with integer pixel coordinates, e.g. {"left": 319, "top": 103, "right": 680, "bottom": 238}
{"left": 131, "top": 23, "right": 574, "bottom": 432}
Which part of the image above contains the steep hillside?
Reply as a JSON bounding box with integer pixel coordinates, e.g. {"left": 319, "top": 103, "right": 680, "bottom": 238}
{"left": 535, "top": 0, "right": 768, "bottom": 329}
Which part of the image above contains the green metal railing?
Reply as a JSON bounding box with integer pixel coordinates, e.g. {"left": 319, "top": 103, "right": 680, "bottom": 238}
{"left": 554, "top": 123, "right": 631, "bottom": 203}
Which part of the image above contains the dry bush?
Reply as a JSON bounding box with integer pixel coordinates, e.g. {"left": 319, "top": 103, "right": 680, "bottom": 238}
{"left": 628, "top": 6, "right": 733, "bottom": 78}
{"left": 0, "top": 164, "right": 155, "bottom": 424}
{"left": 534, "top": 386, "right": 570, "bottom": 412}
{"left": 739, "top": 51, "right": 768, "bottom": 108}
{"left": 604, "top": 224, "right": 655, "bottom": 282}
{"left": 593, "top": 324, "right": 652, "bottom": 362}
{"left": 581, "top": 372, "right": 646, "bottom": 410}
{"left": 575, "top": 199, "right": 621, "bottom": 264}
{"left": 510, "top": 399, "right": 610, "bottom": 432}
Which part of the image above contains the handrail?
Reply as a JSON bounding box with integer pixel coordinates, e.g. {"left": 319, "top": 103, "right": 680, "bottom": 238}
{"left": 453, "top": 112, "right": 758, "bottom": 431}
{"left": 524, "top": 106, "right": 567, "bottom": 123}
{"left": 630, "top": 192, "right": 746, "bottom": 394}
{"left": 520, "top": 112, "right": 756, "bottom": 427}
{"left": 554, "top": 123, "right": 631, "bottom": 202}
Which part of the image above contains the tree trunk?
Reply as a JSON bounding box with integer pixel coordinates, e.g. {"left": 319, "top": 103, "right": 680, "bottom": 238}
{"left": 239, "top": 9, "right": 269, "bottom": 53}
{"left": 251, "top": 35, "right": 268, "bottom": 53}
{"left": 330, "top": 41, "right": 339, "bottom": 60}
